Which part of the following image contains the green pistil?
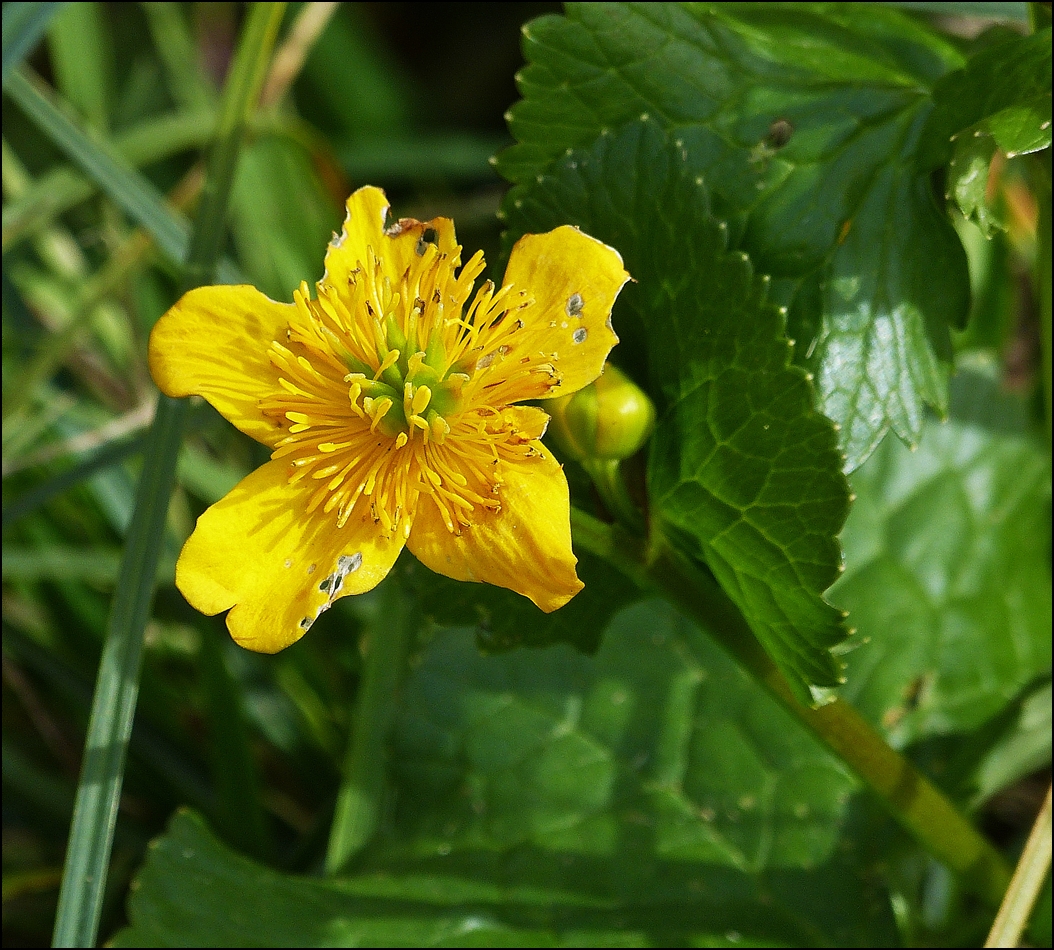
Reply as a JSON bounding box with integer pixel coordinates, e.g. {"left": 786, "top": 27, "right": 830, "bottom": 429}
{"left": 428, "top": 373, "right": 467, "bottom": 419}
{"left": 351, "top": 326, "right": 466, "bottom": 440}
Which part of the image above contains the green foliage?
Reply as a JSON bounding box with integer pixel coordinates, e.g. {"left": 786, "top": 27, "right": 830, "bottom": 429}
{"left": 116, "top": 602, "right": 900, "bottom": 948}
{"left": 924, "top": 28, "right": 1053, "bottom": 236}
{"left": 495, "top": 3, "right": 1040, "bottom": 472}
{"left": 503, "top": 120, "right": 849, "bottom": 698}
{"left": 2, "top": 3, "right": 1050, "bottom": 948}
{"left": 412, "top": 550, "right": 639, "bottom": 654}
{"left": 832, "top": 366, "right": 1052, "bottom": 747}
{"left": 116, "top": 805, "right": 894, "bottom": 948}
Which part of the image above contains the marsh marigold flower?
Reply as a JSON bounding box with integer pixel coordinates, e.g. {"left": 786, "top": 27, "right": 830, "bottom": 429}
{"left": 150, "top": 186, "right": 629, "bottom": 652}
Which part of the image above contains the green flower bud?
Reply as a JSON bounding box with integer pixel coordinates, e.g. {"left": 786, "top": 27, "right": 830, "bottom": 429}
{"left": 548, "top": 364, "right": 655, "bottom": 462}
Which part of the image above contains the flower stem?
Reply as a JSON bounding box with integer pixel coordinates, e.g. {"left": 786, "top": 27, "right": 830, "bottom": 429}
{"left": 571, "top": 506, "right": 1013, "bottom": 907}
{"left": 325, "top": 576, "right": 413, "bottom": 875}
{"left": 582, "top": 457, "right": 644, "bottom": 533}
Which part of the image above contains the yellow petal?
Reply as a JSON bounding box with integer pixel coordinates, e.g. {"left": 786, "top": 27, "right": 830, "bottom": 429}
{"left": 149, "top": 285, "right": 293, "bottom": 446}
{"left": 380, "top": 214, "right": 461, "bottom": 289}
{"left": 406, "top": 443, "right": 582, "bottom": 612}
{"left": 319, "top": 186, "right": 390, "bottom": 293}
{"left": 176, "top": 460, "right": 407, "bottom": 652}
{"left": 505, "top": 404, "right": 550, "bottom": 441}
{"left": 320, "top": 186, "right": 461, "bottom": 296}
{"left": 498, "top": 226, "right": 629, "bottom": 399}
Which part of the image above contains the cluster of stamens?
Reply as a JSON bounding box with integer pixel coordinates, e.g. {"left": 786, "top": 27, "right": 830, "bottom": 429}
{"left": 258, "top": 231, "right": 564, "bottom": 539}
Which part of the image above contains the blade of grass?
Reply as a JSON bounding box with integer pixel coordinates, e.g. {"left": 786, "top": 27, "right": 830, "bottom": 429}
{"left": 3, "top": 110, "right": 215, "bottom": 250}
{"left": 985, "top": 784, "right": 1054, "bottom": 948}
{"left": 4, "top": 66, "right": 242, "bottom": 285}
{"left": 142, "top": 2, "right": 216, "bottom": 112}
{"left": 50, "top": 5, "right": 286, "bottom": 946}
{"left": 1, "top": 1, "right": 67, "bottom": 88}
{"left": 1, "top": 403, "right": 217, "bottom": 531}
{"left": 46, "top": 1, "right": 110, "bottom": 131}
{"left": 1, "top": 433, "right": 146, "bottom": 531}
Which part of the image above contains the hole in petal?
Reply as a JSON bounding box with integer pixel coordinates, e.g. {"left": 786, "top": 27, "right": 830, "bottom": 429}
{"left": 416, "top": 227, "right": 439, "bottom": 256}
{"left": 338, "top": 552, "right": 363, "bottom": 574}
{"left": 566, "top": 293, "right": 584, "bottom": 317}
{"left": 572, "top": 327, "right": 588, "bottom": 344}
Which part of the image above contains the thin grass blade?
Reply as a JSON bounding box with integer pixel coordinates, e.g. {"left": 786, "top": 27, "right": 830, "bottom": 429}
{"left": 1, "top": 1, "right": 67, "bottom": 88}
{"left": 50, "top": 5, "right": 287, "bottom": 946}
{"left": 4, "top": 67, "right": 241, "bottom": 284}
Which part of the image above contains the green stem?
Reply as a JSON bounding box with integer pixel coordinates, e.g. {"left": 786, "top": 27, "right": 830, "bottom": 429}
{"left": 50, "top": 6, "right": 285, "bottom": 947}
{"left": 571, "top": 507, "right": 1013, "bottom": 907}
{"left": 325, "top": 577, "right": 413, "bottom": 875}
{"left": 582, "top": 457, "right": 644, "bottom": 533}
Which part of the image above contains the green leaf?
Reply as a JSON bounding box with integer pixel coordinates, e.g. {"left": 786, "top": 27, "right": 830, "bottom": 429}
{"left": 115, "top": 806, "right": 893, "bottom": 948}
{"left": 114, "top": 603, "right": 898, "bottom": 947}
{"left": 411, "top": 550, "right": 640, "bottom": 653}
{"left": 392, "top": 602, "right": 858, "bottom": 871}
{"left": 496, "top": 2, "right": 976, "bottom": 470}
{"left": 831, "top": 368, "right": 1052, "bottom": 747}
{"left": 921, "top": 28, "right": 1053, "bottom": 235}
{"left": 920, "top": 29, "right": 1053, "bottom": 166}
{"left": 504, "top": 120, "right": 849, "bottom": 698}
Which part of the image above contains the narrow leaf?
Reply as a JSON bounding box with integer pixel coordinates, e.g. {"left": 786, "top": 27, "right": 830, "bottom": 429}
{"left": 1, "top": 0, "right": 66, "bottom": 88}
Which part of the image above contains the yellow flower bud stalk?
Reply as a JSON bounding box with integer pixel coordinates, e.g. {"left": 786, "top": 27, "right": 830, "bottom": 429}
{"left": 548, "top": 364, "right": 655, "bottom": 532}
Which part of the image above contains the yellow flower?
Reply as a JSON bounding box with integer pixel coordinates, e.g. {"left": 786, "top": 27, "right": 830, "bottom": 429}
{"left": 150, "top": 186, "right": 629, "bottom": 652}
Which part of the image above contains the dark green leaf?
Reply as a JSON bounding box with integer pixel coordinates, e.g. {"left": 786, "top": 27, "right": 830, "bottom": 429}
{"left": 411, "top": 550, "right": 640, "bottom": 653}
{"left": 948, "top": 131, "right": 1002, "bottom": 237}
{"left": 504, "top": 120, "right": 849, "bottom": 698}
{"left": 392, "top": 602, "right": 858, "bottom": 871}
{"left": 496, "top": 2, "right": 977, "bottom": 470}
{"left": 113, "top": 602, "right": 898, "bottom": 948}
{"left": 831, "top": 368, "right": 1052, "bottom": 746}
{"left": 920, "top": 29, "right": 1052, "bottom": 166}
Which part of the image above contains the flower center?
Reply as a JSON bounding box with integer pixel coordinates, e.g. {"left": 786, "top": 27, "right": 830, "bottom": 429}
{"left": 259, "top": 236, "right": 546, "bottom": 541}
{"left": 346, "top": 314, "right": 468, "bottom": 449}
